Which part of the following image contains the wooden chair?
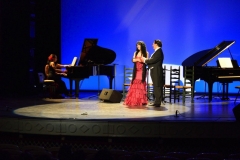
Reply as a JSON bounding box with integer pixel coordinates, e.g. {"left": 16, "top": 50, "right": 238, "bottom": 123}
{"left": 163, "top": 66, "right": 182, "bottom": 103}
{"left": 170, "top": 66, "right": 194, "bottom": 105}
{"left": 122, "top": 66, "right": 133, "bottom": 99}
{"left": 162, "top": 65, "right": 170, "bottom": 103}
{"left": 182, "top": 66, "right": 195, "bottom": 105}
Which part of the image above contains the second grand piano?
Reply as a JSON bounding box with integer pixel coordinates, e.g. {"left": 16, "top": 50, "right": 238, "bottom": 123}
{"left": 66, "top": 39, "right": 116, "bottom": 98}
{"left": 182, "top": 40, "right": 240, "bottom": 102}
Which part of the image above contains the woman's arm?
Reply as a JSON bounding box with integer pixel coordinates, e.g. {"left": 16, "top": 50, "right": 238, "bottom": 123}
{"left": 132, "top": 52, "right": 140, "bottom": 62}
{"left": 56, "top": 63, "right": 69, "bottom": 68}
{"left": 50, "top": 62, "right": 67, "bottom": 76}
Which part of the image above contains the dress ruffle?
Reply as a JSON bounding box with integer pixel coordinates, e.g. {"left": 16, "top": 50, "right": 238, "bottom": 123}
{"left": 123, "top": 79, "right": 148, "bottom": 106}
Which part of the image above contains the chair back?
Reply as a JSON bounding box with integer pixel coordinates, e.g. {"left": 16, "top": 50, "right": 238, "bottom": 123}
{"left": 38, "top": 73, "right": 45, "bottom": 83}
{"left": 170, "top": 66, "right": 182, "bottom": 103}
{"left": 123, "top": 66, "right": 133, "bottom": 98}
{"left": 182, "top": 66, "right": 195, "bottom": 104}
{"left": 170, "top": 66, "right": 181, "bottom": 87}
{"left": 184, "top": 66, "right": 194, "bottom": 88}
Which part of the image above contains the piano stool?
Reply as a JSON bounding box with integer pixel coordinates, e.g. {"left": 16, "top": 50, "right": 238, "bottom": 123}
{"left": 234, "top": 86, "right": 240, "bottom": 103}
{"left": 38, "top": 72, "right": 57, "bottom": 99}
{"left": 43, "top": 80, "right": 57, "bottom": 98}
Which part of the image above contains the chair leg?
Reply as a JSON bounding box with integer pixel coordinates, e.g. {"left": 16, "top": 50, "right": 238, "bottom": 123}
{"left": 191, "top": 89, "right": 194, "bottom": 103}
{"left": 173, "top": 88, "right": 176, "bottom": 103}
{"left": 182, "top": 89, "right": 185, "bottom": 105}
{"left": 234, "top": 89, "right": 240, "bottom": 104}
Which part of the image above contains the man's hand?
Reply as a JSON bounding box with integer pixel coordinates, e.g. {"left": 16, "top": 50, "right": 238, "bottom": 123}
{"left": 140, "top": 57, "right": 146, "bottom": 62}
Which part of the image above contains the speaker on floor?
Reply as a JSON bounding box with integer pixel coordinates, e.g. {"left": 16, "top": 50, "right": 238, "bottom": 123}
{"left": 233, "top": 104, "right": 240, "bottom": 121}
{"left": 99, "top": 89, "right": 123, "bottom": 103}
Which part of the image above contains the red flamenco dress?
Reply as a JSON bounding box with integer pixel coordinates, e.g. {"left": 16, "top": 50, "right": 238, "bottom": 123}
{"left": 124, "top": 58, "right": 148, "bottom": 106}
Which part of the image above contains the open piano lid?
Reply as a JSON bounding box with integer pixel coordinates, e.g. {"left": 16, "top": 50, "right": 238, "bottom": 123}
{"left": 182, "top": 41, "right": 235, "bottom": 66}
{"left": 78, "top": 38, "right": 116, "bottom": 66}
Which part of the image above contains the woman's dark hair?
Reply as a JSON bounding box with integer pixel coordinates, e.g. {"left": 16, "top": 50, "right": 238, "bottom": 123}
{"left": 154, "top": 39, "right": 162, "bottom": 47}
{"left": 135, "top": 41, "right": 147, "bottom": 58}
{"left": 47, "top": 54, "right": 57, "bottom": 64}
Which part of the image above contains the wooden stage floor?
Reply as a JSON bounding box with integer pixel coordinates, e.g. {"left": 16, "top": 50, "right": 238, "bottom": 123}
{"left": 0, "top": 92, "right": 240, "bottom": 139}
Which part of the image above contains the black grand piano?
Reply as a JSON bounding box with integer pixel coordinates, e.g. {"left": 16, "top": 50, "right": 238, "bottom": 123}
{"left": 182, "top": 40, "right": 240, "bottom": 102}
{"left": 66, "top": 39, "right": 116, "bottom": 98}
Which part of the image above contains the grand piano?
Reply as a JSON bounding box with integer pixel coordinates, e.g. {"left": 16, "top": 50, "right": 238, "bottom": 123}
{"left": 182, "top": 40, "right": 240, "bottom": 102}
{"left": 66, "top": 39, "right": 116, "bottom": 98}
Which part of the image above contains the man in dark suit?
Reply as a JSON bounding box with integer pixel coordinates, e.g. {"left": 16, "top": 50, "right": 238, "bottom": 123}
{"left": 141, "top": 39, "right": 164, "bottom": 107}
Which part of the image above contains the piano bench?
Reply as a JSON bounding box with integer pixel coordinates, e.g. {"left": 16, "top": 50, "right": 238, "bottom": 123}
{"left": 43, "top": 80, "right": 57, "bottom": 98}
{"left": 234, "top": 86, "right": 240, "bottom": 103}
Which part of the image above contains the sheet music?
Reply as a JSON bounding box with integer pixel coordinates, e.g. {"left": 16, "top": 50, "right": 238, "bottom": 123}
{"left": 71, "top": 57, "right": 78, "bottom": 66}
{"left": 218, "top": 57, "right": 233, "bottom": 68}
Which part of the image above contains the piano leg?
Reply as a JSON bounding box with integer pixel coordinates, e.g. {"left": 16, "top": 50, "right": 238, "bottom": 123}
{"left": 208, "top": 82, "right": 214, "bottom": 102}
{"left": 69, "top": 78, "right": 82, "bottom": 99}
{"left": 221, "top": 82, "right": 230, "bottom": 100}
{"left": 69, "top": 79, "right": 73, "bottom": 95}
{"left": 74, "top": 79, "right": 82, "bottom": 99}
{"left": 107, "top": 76, "right": 114, "bottom": 89}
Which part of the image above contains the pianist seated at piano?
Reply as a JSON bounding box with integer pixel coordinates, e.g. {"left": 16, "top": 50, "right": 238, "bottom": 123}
{"left": 46, "top": 53, "right": 71, "bottom": 98}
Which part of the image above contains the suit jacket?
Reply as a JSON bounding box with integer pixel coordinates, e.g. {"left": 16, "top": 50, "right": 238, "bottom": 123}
{"left": 145, "top": 48, "right": 164, "bottom": 86}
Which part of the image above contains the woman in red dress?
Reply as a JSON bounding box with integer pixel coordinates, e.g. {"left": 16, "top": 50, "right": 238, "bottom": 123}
{"left": 124, "top": 41, "right": 149, "bottom": 106}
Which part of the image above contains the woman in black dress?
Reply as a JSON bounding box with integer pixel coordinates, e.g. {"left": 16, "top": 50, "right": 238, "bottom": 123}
{"left": 45, "top": 54, "right": 70, "bottom": 98}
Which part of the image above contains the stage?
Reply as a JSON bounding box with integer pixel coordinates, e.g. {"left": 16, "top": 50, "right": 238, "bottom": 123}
{"left": 0, "top": 92, "right": 239, "bottom": 139}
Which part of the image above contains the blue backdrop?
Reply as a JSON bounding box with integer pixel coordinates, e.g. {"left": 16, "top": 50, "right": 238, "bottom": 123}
{"left": 61, "top": 0, "right": 240, "bottom": 94}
